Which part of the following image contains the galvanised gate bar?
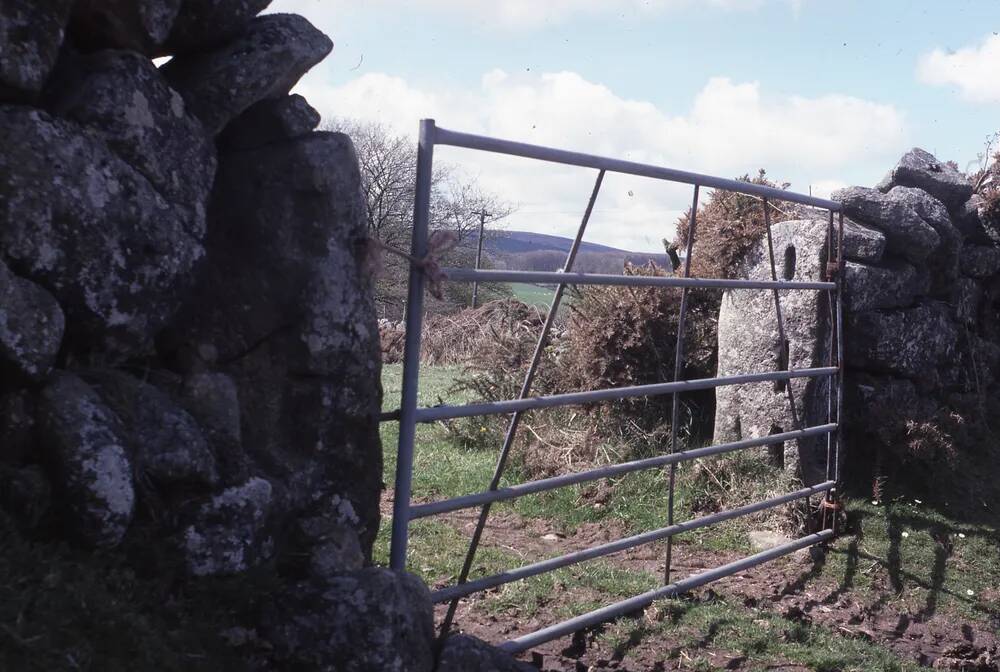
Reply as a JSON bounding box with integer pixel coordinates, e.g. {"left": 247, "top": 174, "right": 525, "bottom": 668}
{"left": 387, "top": 119, "right": 845, "bottom": 654}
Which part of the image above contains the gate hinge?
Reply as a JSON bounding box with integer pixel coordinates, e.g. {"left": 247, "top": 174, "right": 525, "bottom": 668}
{"left": 825, "top": 257, "right": 844, "bottom": 281}
{"left": 819, "top": 489, "right": 845, "bottom": 535}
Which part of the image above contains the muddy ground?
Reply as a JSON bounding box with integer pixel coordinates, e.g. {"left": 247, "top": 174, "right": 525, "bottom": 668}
{"left": 412, "top": 506, "right": 1000, "bottom": 671}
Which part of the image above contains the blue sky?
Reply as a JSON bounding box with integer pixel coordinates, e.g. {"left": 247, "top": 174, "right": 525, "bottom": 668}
{"left": 271, "top": 0, "right": 1000, "bottom": 251}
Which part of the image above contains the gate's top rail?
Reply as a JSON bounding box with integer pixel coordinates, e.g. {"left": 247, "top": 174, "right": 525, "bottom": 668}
{"left": 434, "top": 125, "right": 842, "bottom": 211}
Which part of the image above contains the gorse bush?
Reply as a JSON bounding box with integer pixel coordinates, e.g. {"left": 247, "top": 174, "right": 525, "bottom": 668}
{"left": 444, "top": 172, "right": 798, "bottom": 479}
{"left": 557, "top": 262, "right": 718, "bottom": 456}
{"left": 422, "top": 299, "right": 545, "bottom": 366}
{"left": 445, "top": 261, "right": 713, "bottom": 473}
{"left": 561, "top": 263, "right": 715, "bottom": 388}
{"left": 982, "top": 185, "right": 1000, "bottom": 236}
{"left": 378, "top": 297, "right": 540, "bottom": 365}
{"left": 674, "top": 170, "right": 791, "bottom": 281}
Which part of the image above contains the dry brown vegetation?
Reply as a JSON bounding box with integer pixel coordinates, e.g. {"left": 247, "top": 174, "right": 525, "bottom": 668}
{"left": 421, "top": 299, "right": 546, "bottom": 366}
{"left": 980, "top": 169, "right": 1000, "bottom": 234}
{"left": 674, "top": 170, "right": 792, "bottom": 280}
{"left": 379, "top": 298, "right": 545, "bottom": 365}
{"left": 428, "top": 172, "right": 799, "bottom": 479}
{"left": 443, "top": 269, "right": 705, "bottom": 472}
{"left": 972, "top": 132, "right": 1000, "bottom": 236}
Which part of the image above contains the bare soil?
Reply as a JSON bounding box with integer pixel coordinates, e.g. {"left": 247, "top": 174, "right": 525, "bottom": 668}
{"left": 385, "top": 493, "right": 1000, "bottom": 671}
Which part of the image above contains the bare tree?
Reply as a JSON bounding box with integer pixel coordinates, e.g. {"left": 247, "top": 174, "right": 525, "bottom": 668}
{"left": 434, "top": 175, "right": 511, "bottom": 245}
{"left": 332, "top": 119, "right": 430, "bottom": 248}
{"left": 324, "top": 118, "right": 514, "bottom": 317}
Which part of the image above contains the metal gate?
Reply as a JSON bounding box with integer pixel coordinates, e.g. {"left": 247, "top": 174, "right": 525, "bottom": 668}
{"left": 387, "top": 119, "right": 845, "bottom": 654}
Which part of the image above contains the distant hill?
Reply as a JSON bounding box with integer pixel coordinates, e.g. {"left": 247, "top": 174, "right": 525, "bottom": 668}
{"left": 485, "top": 231, "right": 628, "bottom": 256}
{"left": 483, "top": 230, "right": 671, "bottom": 274}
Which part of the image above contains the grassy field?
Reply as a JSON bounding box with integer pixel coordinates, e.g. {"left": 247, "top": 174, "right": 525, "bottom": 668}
{"left": 509, "top": 283, "right": 557, "bottom": 309}
{"left": 377, "top": 363, "right": 748, "bottom": 558}
{"left": 378, "top": 363, "right": 1000, "bottom": 670}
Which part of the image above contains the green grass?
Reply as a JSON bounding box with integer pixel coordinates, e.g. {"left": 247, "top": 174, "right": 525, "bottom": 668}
{"left": 373, "top": 514, "right": 659, "bottom": 620}
{"left": 509, "top": 283, "right": 557, "bottom": 309}
{"left": 380, "top": 363, "right": 762, "bottom": 559}
{"left": 809, "top": 498, "right": 1000, "bottom": 623}
{"left": 380, "top": 363, "right": 498, "bottom": 504}
{"left": 488, "top": 560, "right": 661, "bottom": 620}
{"left": 373, "top": 518, "right": 511, "bottom": 583}
{"left": 377, "top": 362, "right": 717, "bottom": 621}
{"left": 378, "top": 363, "right": 776, "bottom": 572}
{"left": 371, "top": 517, "right": 918, "bottom": 670}
{"left": 379, "top": 362, "right": 1000, "bottom": 669}
{"left": 596, "top": 596, "right": 921, "bottom": 672}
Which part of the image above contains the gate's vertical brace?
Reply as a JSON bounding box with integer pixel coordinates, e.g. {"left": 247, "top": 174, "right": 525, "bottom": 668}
{"left": 439, "top": 170, "right": 607, "bottom": 639}
{"left": 821, "top": 207, "right": 846, "bottom": 530}
{"left": 389, "top": 119, "right": 436, "bottom": 570}
{"left": 825, "top": 210, "right": 836, "bottom": 487}
{"left": 835, "top": 211, "right": 845, "bottom": 488}
{"left": 664, "top": 184, "right": 699, "bottom": 585}
{"left": 763, "top": 199, "right": 803, "bottom": 436}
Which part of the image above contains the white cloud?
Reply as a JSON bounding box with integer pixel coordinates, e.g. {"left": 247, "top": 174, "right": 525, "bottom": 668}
{"left": 271, "top": 0, "right": 803, "bottom": 29}
{"left": 297, "top": 73, "right": 456, "bottom": 133}
{"left": 297, "top": 70, "right": 904, "bottom": 251}
{"left": 406, "top": 0, "right": 798, "bottom": 28}
{"left": 918, "top": 34, "right": 1000, "bottom": 103}
{"left": 810, "top": 179, "right": 847, "bottom": 200}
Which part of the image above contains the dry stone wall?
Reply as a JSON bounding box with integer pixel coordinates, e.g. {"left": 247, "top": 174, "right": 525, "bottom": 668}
{"left": 715, "top": 148, "right": 1000, "bottom": 491}
{"left": 0, "top": 2, "right": 527, "bottom": 669}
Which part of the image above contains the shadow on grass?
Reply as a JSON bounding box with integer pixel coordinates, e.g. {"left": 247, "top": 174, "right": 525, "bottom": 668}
{"left": 820, "top": 502, "right": 1000, "bottom": 625}
{"left": 588, "top": 599, "right": 734, "bottom": 663}
{"left": 823, "top": 536, "right": 858, "bottom": 606}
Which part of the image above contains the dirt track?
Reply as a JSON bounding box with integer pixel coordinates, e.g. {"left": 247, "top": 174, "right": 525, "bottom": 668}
{"left": 392, "top": 498, "right": 1000, "bottom": 671}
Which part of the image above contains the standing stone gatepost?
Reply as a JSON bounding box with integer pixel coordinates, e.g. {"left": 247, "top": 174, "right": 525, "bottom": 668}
{"left": 716, "top": 147, "right": 1000, "bottom": 495}
{"left": 714, "top": 219, "right": 838, "bottom": 485}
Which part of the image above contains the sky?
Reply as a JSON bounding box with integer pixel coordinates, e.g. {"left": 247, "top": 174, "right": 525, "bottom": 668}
{"left": 268, "top": 0, "right": 1000, "bottom": 252}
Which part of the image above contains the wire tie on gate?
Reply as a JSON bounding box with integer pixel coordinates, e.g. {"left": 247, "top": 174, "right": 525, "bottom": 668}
{"left": 367, "top": 230, "right": 460, "bottom": 300}
{"left": 824, "top": 255, "right": 845, "bottom": 281}
{"left": 820, "top": 491, "right": 843, "bottom": 534}
{"left": 371, "top": 230, "right": 459, "bottom": 424}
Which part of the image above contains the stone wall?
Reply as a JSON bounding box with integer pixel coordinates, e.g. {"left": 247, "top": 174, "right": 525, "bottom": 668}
{"left": 715, "top": 148, "right": 1000, "bottom": 492}
{"left": 0, "top": 2, "right": 525, "bottom": 669}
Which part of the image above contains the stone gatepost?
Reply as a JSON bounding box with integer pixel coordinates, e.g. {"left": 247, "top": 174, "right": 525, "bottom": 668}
{"left": 713, "top": 217, "right": 883, "bottom": 485}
